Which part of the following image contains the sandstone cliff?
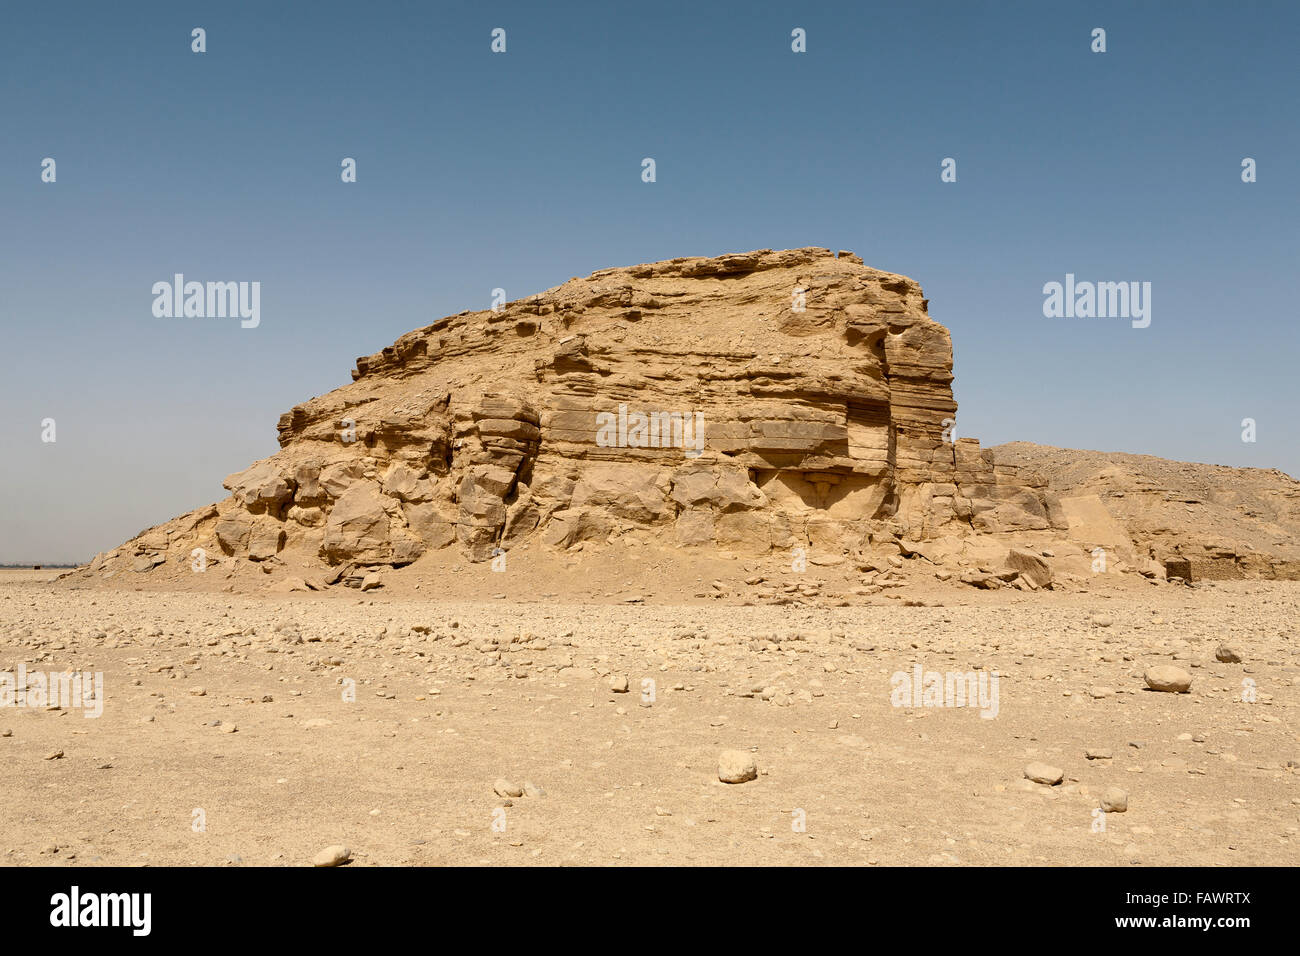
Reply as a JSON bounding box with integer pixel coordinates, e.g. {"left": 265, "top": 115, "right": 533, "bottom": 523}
{"left": 80, "top": 247, "right": 1291, "bottom": 591}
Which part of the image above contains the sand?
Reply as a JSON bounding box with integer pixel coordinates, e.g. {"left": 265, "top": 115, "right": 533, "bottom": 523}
{"left": 2, "top": 568, "right": 1296, "bottom": 866}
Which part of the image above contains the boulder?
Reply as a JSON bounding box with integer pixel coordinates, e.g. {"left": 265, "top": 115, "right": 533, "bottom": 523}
{"left": 224, "top": 461, "right": 295, "bottom": 511}
{"left": 1005, "top": 547, "right": 1053, "bottom": 589}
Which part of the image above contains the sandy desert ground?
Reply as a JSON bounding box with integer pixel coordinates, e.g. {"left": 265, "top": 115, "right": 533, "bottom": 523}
{"left": 3, "top": 566, "right": 1296, "bottom": 866}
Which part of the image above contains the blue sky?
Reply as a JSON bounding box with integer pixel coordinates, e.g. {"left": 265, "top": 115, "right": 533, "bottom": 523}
{"left": 2, "top": 0, "right": 1296, "bottom": 563}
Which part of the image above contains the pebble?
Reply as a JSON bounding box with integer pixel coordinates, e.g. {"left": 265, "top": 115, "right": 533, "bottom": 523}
{"left": 1101, "top": 788, "right": 1129, "bottom": 812}
{"left": 609, "top": 675, "right": 630, "bottom": 693}
{"left": 494, "top": 778, "right": 524, "bottom": 798}
{"left": 1215, "top": 645, "right": 1242, "bottom": 663}
{"left": 1144, "top": 665, "right": 1193, "bottom": 693}
{"left": 311, "top": 844, "right": 351, "bottom": 867}
{"left": 1023, "top": 762, "right": 1064, "bottom": 786}
{"left": 718, "top": 750, "right": 758, "bottom": 784}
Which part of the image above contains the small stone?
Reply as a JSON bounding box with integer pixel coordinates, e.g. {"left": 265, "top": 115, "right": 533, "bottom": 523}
{"left": 1144, "top": 665, "right": 1193, "bottom": 693}
{"left": 1101, "top": 788, "right": 1129, "bottom": 812}
{"left": 44, "top": 750, "right": 64, "bottom": 760}
{"left": 523, "top": 780, "right": 546, "bottom": 798}
{"left": 312, "top": 844, "right": 351, "bottom": 867}
{"left": 718, "top": 750, "right": 758, "bottom": 784}
{"left": 1085, "top": 749, "right": 1113, "bottom": 760}
{"left": 189, "top": 686, "right": 207, "bottom": 697}
{"left": 1215, "top": 645, "right": 1242, "bottom": 663}
{"left": 219, "top": 722, "right": 238, "bottom": 733}
{"left": 1091, "top": 614, "right": 1113, "bottom": 628}
{"left": 360, "top": 573, "right": 382, "bottom": 591}
{"left": 1023, "top": 762, "right": 1064, "bottom": 785}
{"left": 609, "top": 675, "right": 629, "bottom": 693}
{"left": 494, "top": 778, "right": 524, "bottom": 798}
{"left": 1088, "top": 686, "right": 1114, "bottom": 699}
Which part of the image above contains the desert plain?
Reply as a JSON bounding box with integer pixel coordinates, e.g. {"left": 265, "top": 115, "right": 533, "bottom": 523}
{"left": 3, "top": 559, "right": 1296, "bottom": 867}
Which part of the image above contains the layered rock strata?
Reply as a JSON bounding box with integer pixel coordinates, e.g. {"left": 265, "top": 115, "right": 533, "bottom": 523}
{"left": 89, "top": 248, "right": 1069, "bottom": 577}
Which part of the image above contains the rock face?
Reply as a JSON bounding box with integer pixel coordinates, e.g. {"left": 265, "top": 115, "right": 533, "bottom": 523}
{"left": 87, "top": 248, "right": 1074, "bottom": 577}
{"left": 992, "top": 443, "right": 1300, "bottom": 580}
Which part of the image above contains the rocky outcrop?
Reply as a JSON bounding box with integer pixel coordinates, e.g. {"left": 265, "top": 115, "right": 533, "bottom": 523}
{"left": 85, "top": 248, "right": 1098, "bottom": 580}
{"left": 992, "top": 443, "right": 1300, "bottom": 580}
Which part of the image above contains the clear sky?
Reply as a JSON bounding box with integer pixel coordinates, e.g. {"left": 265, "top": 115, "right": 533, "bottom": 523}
{"left": 2, "top": 0, "right": 1296, "bottom": 564}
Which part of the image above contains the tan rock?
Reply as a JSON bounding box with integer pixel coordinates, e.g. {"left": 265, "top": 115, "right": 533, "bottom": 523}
{"left": 1215, "top": 645, "right": 1242, "bottom": 663}
{"left": 312, "top": 845, "right": 351, "bottom": 867}
{"left": 1144, "top": 665, "right": 1193, "bottom": 693}
{"left": 321, "top": 484, "right": 392, "bottom": 564}
{"left": 1006, "top": 547, "right": 1053, "bottom": 589}
{"left": 1023, "top": 762, "right": 1064, "bottom": 785}
{"left": 718, "top": 750, "right": 758, "bottom": 784}
{"left": 223, "top": 461, "right": 294, "bottom": 510}
{"left": 1100, "top": 788, "right": 1129, "bottom": 812}
{"left": 493, "top": 778, "right": 524, "bottom": 798}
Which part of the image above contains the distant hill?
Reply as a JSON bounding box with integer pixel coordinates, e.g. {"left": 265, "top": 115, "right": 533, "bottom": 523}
{"left": 991, "top": 442, "right": 1300, "bottom": 579}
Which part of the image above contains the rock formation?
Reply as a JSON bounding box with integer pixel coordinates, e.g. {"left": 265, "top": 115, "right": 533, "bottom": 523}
{"left": 991, "top": 443, "right": 1300, "bottom": 580}
{"left": 77, "top": 247, "right": 1295, "bottom": 588}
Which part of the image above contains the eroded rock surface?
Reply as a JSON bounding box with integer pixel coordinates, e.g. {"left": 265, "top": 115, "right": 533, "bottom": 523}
{"left": 76, "top": 248, "right": 1296, "bottom": 587}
